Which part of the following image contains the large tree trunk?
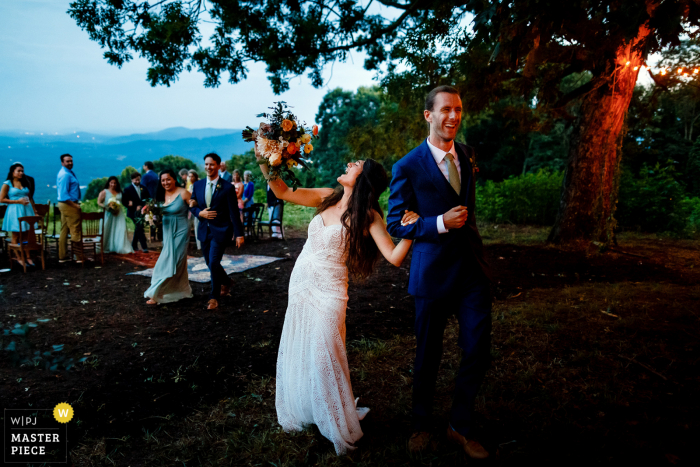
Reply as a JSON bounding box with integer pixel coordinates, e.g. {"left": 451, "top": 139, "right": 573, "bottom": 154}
{"left": 548, "top": 24, "right": 654, "bottom": 246}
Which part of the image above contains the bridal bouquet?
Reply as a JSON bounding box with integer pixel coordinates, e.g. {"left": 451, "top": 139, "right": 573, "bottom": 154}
{"left": 106, "top": 199, "right": 122, "bottom": 215}
{"left": 242, "top": 101, "right": 318, "bottom": 190}
{"left": 139, "top": 199, "right": 163, "bottom": 227}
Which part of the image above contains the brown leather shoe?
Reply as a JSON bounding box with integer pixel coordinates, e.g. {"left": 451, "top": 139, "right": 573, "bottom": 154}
{"left": 220, "top": 285, "right": 231, "bottom": 297}
{"left": 446, "top": 425, "right": 489, "bottom": 459}
{"left": 207, "top": 299, "right": 219, "bottom": 310}
{"left": 408, "top": 431, "right": 431, "bottom": 453}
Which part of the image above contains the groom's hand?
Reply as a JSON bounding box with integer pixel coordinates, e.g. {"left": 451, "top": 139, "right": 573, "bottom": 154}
{"left": 199, "top": 208, "right": 217, "bottom": 220}
{"left": 443, "top": 205, "right": 469, "bottom": 230}
{"left": 235, "top": 236, "right": 244, "bottom": 248}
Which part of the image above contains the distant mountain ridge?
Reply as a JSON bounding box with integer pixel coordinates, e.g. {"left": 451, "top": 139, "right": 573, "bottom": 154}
{"left": 0, "top": 127, "right": 252, "bottom": 203}
{"left": 0, "top": 127, "right": 243, "bottom": 146}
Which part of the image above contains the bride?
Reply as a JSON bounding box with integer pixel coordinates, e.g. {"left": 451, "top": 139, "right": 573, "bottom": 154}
{"left": 257, "top": 144, "right": 418, "bottom": 455}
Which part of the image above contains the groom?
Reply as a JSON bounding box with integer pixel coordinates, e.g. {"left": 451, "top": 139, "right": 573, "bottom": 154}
{"left": 387, "top": 85, "right": 492, "bottom": 459}
{"left": 189, "top": 153, "right": 245, "bottom": 310}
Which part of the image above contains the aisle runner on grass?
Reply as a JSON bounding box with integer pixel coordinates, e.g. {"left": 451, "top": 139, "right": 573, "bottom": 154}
{"left": 127, "top": 254, "right": 283, "bottom": 283}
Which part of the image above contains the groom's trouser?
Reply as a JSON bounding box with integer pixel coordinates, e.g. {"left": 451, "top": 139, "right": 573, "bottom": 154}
{"left": 202, "top": 235, "right": 231, "bottom": 300}
{"left": 412, "top": 280, "right": 492, "bottom": 437}
{"left": 129, "top": 214, "right": 149, "bottom": 251}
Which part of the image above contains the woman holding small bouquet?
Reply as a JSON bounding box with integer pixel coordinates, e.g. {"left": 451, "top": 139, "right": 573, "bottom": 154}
{"left": 254, "top": 140, "right": 419, "bottom": 454}
{"left": 98, "top": 176, "right": 133, "bottom": 254}
{"left": 143, "top": 169, "right": 193, "bottom": 305}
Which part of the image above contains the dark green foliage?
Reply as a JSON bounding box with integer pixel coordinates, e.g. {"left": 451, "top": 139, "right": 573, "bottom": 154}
{"left": 151, "top": 155, "right": 198, "bottom": 178}
{"left": 313, "top": 87, "right": 383, "bottom": 187}
{"left": 83, "top": 176, "right": 108, "bottom": 200}
{"left": 476, "top": 170, "right": 564, "bottom": 225}
{"left": 119, "top": 165, "right": 139, "bottom": 187}
{"left": 617, "top": 162, "right": 691, "bottom": 233}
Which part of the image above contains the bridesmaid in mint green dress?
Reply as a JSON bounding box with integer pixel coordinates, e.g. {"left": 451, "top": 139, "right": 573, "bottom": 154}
{"left": 144, "top": 170, "right": 193, "bottom": 304}
{"left": 98, "top": 177, "right": 134, "bottom": 254}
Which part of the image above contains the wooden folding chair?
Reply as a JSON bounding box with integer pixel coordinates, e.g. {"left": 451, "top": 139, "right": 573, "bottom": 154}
{"left": 44, "top": 203, "right": 66, "bottom": 259}
{"left": 258, "top": 202, "right": 286, "bottom": 240}
{"left": 0, "top": 205, "right": 7, "bottom": 256}
{"left": 33, "top": 203, "right": 50, "bottom": 251}
{"left": 74, "top": 211, "right": 104, "bottom": 266}
{"left": 7, "top": 215, "right": 45, "bottom": 273}
{"left": 243, "top": 203, "right": 265, "bottom": 239}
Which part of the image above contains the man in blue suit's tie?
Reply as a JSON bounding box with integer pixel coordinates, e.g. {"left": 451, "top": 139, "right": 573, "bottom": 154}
{"left": 387, "top": 85, "right": 492, "bottom": 459}
{"left": 189, "top": 153, "right": 244, "bottom": 310}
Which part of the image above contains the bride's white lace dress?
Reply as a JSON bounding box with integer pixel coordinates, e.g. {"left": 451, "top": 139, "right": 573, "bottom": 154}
{"left": 276, "top": 214, "right": 369, "bottom": 455}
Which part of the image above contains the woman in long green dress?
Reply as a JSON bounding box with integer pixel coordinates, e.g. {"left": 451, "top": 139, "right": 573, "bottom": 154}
{"left": 98, "top": 176, "right": 134, "bottom": 254}
{"left": 144, "top": 170, "right": 193, "bottom": 304}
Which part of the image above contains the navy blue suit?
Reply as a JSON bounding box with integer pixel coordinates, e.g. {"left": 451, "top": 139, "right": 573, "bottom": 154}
{"left": 141, "top": 170, "right": 159, "bottom": 201}
{"left": 387, "top": 139, "right": 492, "bottom": 437}
{"left": 123, "top": 183, "right": 150, "bottom": 251}
{"left": 189, "top": 178, "right": 244, "bottom": 300}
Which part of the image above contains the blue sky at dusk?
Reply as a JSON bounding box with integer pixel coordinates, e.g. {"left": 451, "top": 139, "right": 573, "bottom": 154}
{"left": 0, "top": 0, "right": 378, "bottom": 134}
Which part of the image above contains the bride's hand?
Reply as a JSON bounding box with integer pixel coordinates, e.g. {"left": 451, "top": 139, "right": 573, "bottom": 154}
{"left": 401, "top": 210, "right": 420, "bottom": 226}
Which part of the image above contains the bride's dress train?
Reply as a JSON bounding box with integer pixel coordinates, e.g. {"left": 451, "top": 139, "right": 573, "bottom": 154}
{"left": 276, "top": 214, "right": 368, "bottom": 455}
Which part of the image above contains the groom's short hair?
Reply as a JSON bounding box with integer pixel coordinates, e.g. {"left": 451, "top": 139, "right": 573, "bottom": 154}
{"left": 204, "top": 153, "right": 221, "bottom": 164}
{"left": 425, "top": 85, "right": 460, "bottom": 112}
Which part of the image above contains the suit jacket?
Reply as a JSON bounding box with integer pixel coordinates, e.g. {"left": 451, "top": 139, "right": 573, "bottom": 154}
{"left": 267, "top": 184, "right": 282, "bottom": 207}
{"left": 141, "top": 170, "right": 159, "bottom": 201}
{"left": 386, "top": 140, "right": 491, "bottom": 298}
{"left": 219, "top": 170, "right": 233, "bottom": 182}
{"left": 189, "top": 178, "right": 244, "bottom": 243}
{"left": 123, "top": 184, "right": 150, "bottom": 218}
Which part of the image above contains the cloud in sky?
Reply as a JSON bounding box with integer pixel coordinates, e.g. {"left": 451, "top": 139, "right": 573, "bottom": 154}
{"left": 0, "top": 0, "right": 378, "bottom": 134}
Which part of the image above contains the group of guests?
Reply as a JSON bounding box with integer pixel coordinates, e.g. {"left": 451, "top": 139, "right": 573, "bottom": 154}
{"left": 1, "top": 155, "right": 281, "bottom": 268}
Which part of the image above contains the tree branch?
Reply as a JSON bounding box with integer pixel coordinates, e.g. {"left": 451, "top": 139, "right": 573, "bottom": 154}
{"left": 318, "top": 0, "right": 421, "bottom": 53}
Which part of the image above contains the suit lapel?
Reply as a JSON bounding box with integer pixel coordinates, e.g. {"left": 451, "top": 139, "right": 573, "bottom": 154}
{"left": 418, "top": 141, "right": 461, "bottom": 204}
{"left": 455, "top": 143, "right": 473, "bottom": 204}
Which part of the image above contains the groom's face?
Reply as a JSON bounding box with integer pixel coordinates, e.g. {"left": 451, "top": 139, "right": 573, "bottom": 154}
{"left": 425, "top": 92, "right": 462, "bottom": 143}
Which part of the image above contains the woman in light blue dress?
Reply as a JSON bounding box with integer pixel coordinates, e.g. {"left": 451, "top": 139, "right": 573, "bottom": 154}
{"left": 98, "top": 176, "right": 134, "bottom": 254}
{"left": 0, "top": 163, "right": 37, "bottom": 267}
{"left": 144, "top": 169, "right": 193, "bottom": 304}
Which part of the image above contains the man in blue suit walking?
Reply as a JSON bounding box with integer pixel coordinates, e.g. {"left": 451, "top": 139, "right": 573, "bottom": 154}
{"left": 387, "top": 85, "right": 492, "bottom": 459}
{"left": 189, "top": 153, "right": 244, "bottom": 310}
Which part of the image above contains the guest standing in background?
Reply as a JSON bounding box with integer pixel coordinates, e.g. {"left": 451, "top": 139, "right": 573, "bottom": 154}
{"left": 13, "top": 162, "right": 36, "bottom": 200}
{"left": 56, "top": 154, "right": 82, "bottom": 263}
{"left": 98, "top": 176, "right": 133, "bottom": 254}
{"left": 141, "top": 161, "right": 158, "bottom": 199}
{"left": 143, "top": 169, "right": 193, "bottom": 305}
{"left": 242, "top": 170, "right": 255, "bottom": 209}
{"left": 232, "top": 169, "right": 245, "bottom": 223}
{"left": 141, "top": 161, "right": 160, "bottom": 241}
{"left": 267, "top": 184, "right": 284, "bottom": 239}
{"left": 219, "top": 161, "right": 232, "bottom": 182}
{"left": 1, "top": 163, "right": 37, "bottom": 267}
{"left": 179, "top": 169, "right": 191, "bottom": 190}
{"left": 123, "top": 172, "right": 150, "bottom": 253}
{"left": 187, "top": 169, "right": 201, "bottom": 249}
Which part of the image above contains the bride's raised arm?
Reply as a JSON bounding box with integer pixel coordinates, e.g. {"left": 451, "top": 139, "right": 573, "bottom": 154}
{"left": 256, "top": 142, "right": 334, "bottom": 208}
{"left": 369, "top": 210, "right": 418, "bottom": 267}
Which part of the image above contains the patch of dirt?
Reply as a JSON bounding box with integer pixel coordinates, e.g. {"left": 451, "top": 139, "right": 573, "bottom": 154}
{"left": 1, "top": 229, "right": 698, "bottom": 464}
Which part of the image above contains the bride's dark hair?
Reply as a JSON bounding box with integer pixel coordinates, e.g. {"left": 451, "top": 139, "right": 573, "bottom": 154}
{"left": 316, "top": 159, "right": 389, "bottom": 279}
{"left": 155, "top": 169, "right": 180, "bottom": 202}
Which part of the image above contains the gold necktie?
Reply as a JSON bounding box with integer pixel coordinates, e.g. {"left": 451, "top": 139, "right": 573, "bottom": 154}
{"left": 444, "top": 153, "right": 461, "bottom": 195}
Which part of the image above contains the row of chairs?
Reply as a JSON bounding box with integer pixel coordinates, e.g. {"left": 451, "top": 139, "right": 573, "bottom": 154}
{"left": 0, "top": 203, "right": 104, "bottom": 272}
{"left": 242, "top": 203, "right": 285, "bottom": 240}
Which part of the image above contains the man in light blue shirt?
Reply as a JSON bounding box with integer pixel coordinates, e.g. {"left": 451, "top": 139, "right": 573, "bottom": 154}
{"left": 56, "top": 154, "right": 82, "bottom": 261}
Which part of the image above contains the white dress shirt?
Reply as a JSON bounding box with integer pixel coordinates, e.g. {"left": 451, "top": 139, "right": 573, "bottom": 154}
{"left": 132, "top": 183, "right": 141, "bottom": 200}
{"left": 426, "top": 137, "right": 461, "bottom": 233}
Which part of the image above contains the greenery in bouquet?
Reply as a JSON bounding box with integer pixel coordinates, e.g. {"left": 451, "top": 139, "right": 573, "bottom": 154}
{"left": 242, "top": 101, "right": 318, "bottom": 190}
{"left": 139, "top": 199, "right": 163, "bottom": 227}
{"left": 106, "top": 199, "right": 122, "bottom": 215}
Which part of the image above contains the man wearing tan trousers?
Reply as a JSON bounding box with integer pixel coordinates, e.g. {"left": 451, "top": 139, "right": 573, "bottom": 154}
{"left": 56, "top": 154, "right": 82, "bottom": 262}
